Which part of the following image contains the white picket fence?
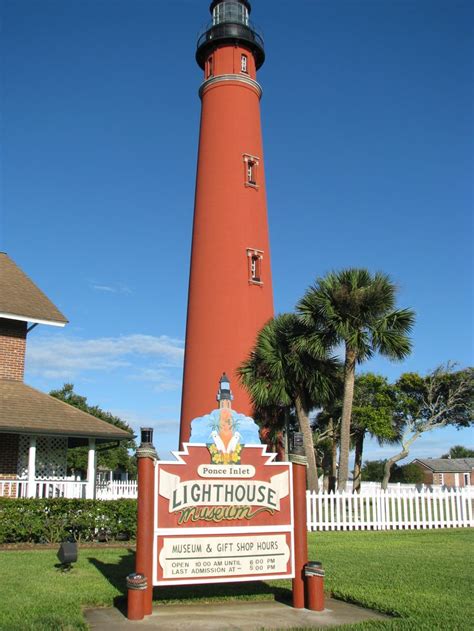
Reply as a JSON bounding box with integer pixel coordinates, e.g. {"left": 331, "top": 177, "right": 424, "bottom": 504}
{"left": 306, "top": 487, "right": 474, "bottom": 531}
{"left": 359, "top": 481, "right": 427, "bottom": 493}
{"left": 96, "top": 479, "right": 138, "bottom": 499}
{"left": 2, "top": 478, "right": 473, "bottom": 532}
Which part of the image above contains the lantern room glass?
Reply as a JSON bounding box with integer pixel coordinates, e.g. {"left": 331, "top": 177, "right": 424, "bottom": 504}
{"left": 213, "top": 2, "right": 249, "bottom": 27}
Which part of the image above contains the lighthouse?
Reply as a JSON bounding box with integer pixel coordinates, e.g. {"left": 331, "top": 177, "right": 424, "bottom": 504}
{"left": 180, "top": 0, "right": 274, "bottom": 445}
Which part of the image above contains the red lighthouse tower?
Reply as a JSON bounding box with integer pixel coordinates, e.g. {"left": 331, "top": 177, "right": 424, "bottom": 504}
{"left": 180, "top": 0, "right": 274, "bottom": 445}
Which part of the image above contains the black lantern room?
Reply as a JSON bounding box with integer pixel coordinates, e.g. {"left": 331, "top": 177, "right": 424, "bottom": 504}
{"left": 197, "top": 1, "right": 265, "bottom": 70}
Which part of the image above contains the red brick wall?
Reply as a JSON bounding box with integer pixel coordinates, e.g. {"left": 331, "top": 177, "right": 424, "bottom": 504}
{"left": 416, "top": 462, "right": 472, "bottom": 487}
{"left": 0, "top": 318, "right": 27, "bottom": 381}
{"left": 434, "top": 471, "right": 468, "bottom": 487}
{"left": 0, "top": 433, "right": 19, "bottom": 476}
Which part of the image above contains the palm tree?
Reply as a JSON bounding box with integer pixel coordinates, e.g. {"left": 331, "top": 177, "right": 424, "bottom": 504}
{"left": 297, "top": 269, "right": 415, "bottom": 491}
{"left": 254, "top": 402, "right": 289, "bottom": 461}
{"left": 238, "top": 313, "right": 340, "bottom": 491}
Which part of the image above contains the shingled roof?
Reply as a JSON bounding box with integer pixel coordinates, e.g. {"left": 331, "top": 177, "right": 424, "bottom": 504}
{"left": 0, "top": 380, "right": 133, "bottom": 440}
{"left": 414, "top": 458, "right": 474, "bottom": 473}
{"left": 0, "top": 252, "right": 68, "bottom": 326}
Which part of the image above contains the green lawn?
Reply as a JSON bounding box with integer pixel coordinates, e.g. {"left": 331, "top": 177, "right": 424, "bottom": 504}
{"left": 0, "top": 529, "right": 472, "bottom": 630}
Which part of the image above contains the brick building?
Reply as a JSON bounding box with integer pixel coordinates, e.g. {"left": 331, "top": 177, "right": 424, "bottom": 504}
{"left": 412, "top": 458, "right": 474, "bottom": 488}
{"left": 0, "top": 253, "right": 132, "bottom": 498}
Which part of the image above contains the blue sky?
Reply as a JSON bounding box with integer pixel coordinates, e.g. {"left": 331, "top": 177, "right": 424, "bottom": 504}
{"left": 1, "top": 0, "right": 472, "bottom": 463}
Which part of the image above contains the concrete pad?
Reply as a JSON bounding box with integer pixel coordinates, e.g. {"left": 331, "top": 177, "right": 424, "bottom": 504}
{"left": 85, "top": 598, "right": 390, "bottom": 630}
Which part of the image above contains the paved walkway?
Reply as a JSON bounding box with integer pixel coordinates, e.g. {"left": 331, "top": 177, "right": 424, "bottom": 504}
{"left": 85, "top": 598, "right": 389, "bottom": 630}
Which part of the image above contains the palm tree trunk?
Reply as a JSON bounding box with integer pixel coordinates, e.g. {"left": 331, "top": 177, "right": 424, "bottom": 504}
{"left": 329, "top": 417, "right": 337, "bottom": 493}
{"left": 322, "top": 447, "right": 331, "bottom": 492}
{"left": 338, "top": 348, "right": 356, "bottom": 491}
{"left": 275, "top": 431, "right": 285, "bottom": 462}
{"left": 352, "top": 430, "right": 364, "bottom": 493}
{"left": 284, "top": 410, "right": 290, "bottom": 460}
{"left": 295, "top": 394, "right": 319, "bottom": 492}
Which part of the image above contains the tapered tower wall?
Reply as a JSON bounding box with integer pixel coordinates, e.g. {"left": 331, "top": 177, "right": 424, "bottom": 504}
{"left": 180, "top": 11, "right": 274, "bottom": 445}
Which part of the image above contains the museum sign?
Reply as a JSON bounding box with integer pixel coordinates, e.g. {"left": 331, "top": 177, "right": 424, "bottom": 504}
{"left": 154, "top": 440, "right": 294, "bottom": 586}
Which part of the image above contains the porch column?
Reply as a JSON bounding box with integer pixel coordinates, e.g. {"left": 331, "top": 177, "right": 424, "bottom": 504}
{"left": 87, "top": 438, "right": 96, "bottom": 499}
{"left": 27, "top": 435, "right": 37, "bottom": 498}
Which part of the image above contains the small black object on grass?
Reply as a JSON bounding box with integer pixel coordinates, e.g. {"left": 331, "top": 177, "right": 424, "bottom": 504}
{"left": 56, "top": 540, "right": 78, "bottom": 573}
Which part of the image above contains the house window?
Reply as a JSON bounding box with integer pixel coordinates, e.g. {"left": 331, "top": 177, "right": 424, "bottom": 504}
{"left": 439, "top": 473, "right": 444, "bottom": 486}
{"left": 243, "top": 154, "right": 259, "bottom": 187}
{"left": 463, "top": 473, "right": 470, "bottom": 486}
{"left": 247, "top": 249, "right": 263, "bottom": 284}
{"left": 207, "top": 56, "right": 214, "bottom": 78}
{"left": 241, "top": 54, "right": 248, "bottom": 73}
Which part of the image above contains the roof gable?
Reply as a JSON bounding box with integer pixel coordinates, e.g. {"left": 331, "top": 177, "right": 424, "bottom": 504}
{"left": 0, "top": 253, "right": 68, "bottom": 326}
{"left": 413, "top": 458, "right": 474, "bottom": 473}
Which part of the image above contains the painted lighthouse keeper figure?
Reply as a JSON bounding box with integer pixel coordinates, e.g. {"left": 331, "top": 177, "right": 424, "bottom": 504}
{"left": 189, "top": 373, "right": 261, "bottom": 465}
{"left": 209, "top": 374, "right": 242, "bottom": 464}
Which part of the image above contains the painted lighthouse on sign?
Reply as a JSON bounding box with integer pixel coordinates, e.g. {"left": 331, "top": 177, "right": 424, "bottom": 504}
{"left": 189, "top": 373, "right": 261, "bottom": 464}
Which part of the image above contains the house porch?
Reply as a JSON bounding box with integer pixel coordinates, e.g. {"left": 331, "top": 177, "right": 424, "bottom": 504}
{"left": 0, "top": 431, "right": 97, "bottom": 499}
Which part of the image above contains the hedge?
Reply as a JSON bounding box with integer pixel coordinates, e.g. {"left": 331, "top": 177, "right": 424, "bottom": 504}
{"left": 0, "top": 498, "right": 137, "bottom": 544}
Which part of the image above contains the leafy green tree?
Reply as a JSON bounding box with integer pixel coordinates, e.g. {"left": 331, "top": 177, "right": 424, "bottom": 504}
{"left": 391, "top": 463, "right": 425, "bottom": 484}
{"left": 297, "top": 269, "right": 415, "bottom": 490}
{"left": 50, "top": 384, "right": 136, "bottom": 477}
{"left": 382, "top": 364, "right": 474, "bottom": 488}
{"left": 362, "top": 460, "right": 425, "bottom": 484}
{"left": 361, "top": 459, "right": 386, "bottom": 482}
{"left": 441, "top": 445, "right": 474, "bottom": 458}
{"left": 239, "top": 313, "right": 340, "bottom": 491}
{"left": 351, "top": 373, "right": 400, "bottom": 492}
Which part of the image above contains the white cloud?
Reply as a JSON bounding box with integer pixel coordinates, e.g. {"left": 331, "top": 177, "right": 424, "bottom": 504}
{"left": 26, "top": 333, "right": 184, "bottom": 380}
{"left": 91, "top": 283, "right": 132, "bottom": 294}
{"left": 129, "top": 368, "right": 182, "bottom": 392}
{"left": 111, "top": 409, "right": 180, "bottom": 440}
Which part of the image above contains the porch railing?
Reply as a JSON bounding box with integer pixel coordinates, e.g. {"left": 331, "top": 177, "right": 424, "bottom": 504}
{"left": 0, "top": 478, "right": 136, "bottom": 499}
{"left": 0, "top": 479, "right": 88, "bottom": 499}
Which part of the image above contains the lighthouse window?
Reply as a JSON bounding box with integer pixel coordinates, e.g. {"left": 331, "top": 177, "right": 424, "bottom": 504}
{"left": 241, "top": 54, "right": 248, "bottom": 73}
{"left": 207, "top": 56, "right": 214, "bottom": 78}
{"left": 247, "top": 160, "right": 256, "bottom": 184}
{"left": 250, "top": 256, "right": 259, "bottom": 280}
{"left": 243, "top": 154, "right": 259, "bottom": 187}
{"left": 247, "top": 249, "right": 264, "bottom": 284}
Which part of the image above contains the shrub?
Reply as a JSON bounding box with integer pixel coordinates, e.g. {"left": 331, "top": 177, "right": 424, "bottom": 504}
{"left": 0, "top": 498, "right": 137, "bottom": 544}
